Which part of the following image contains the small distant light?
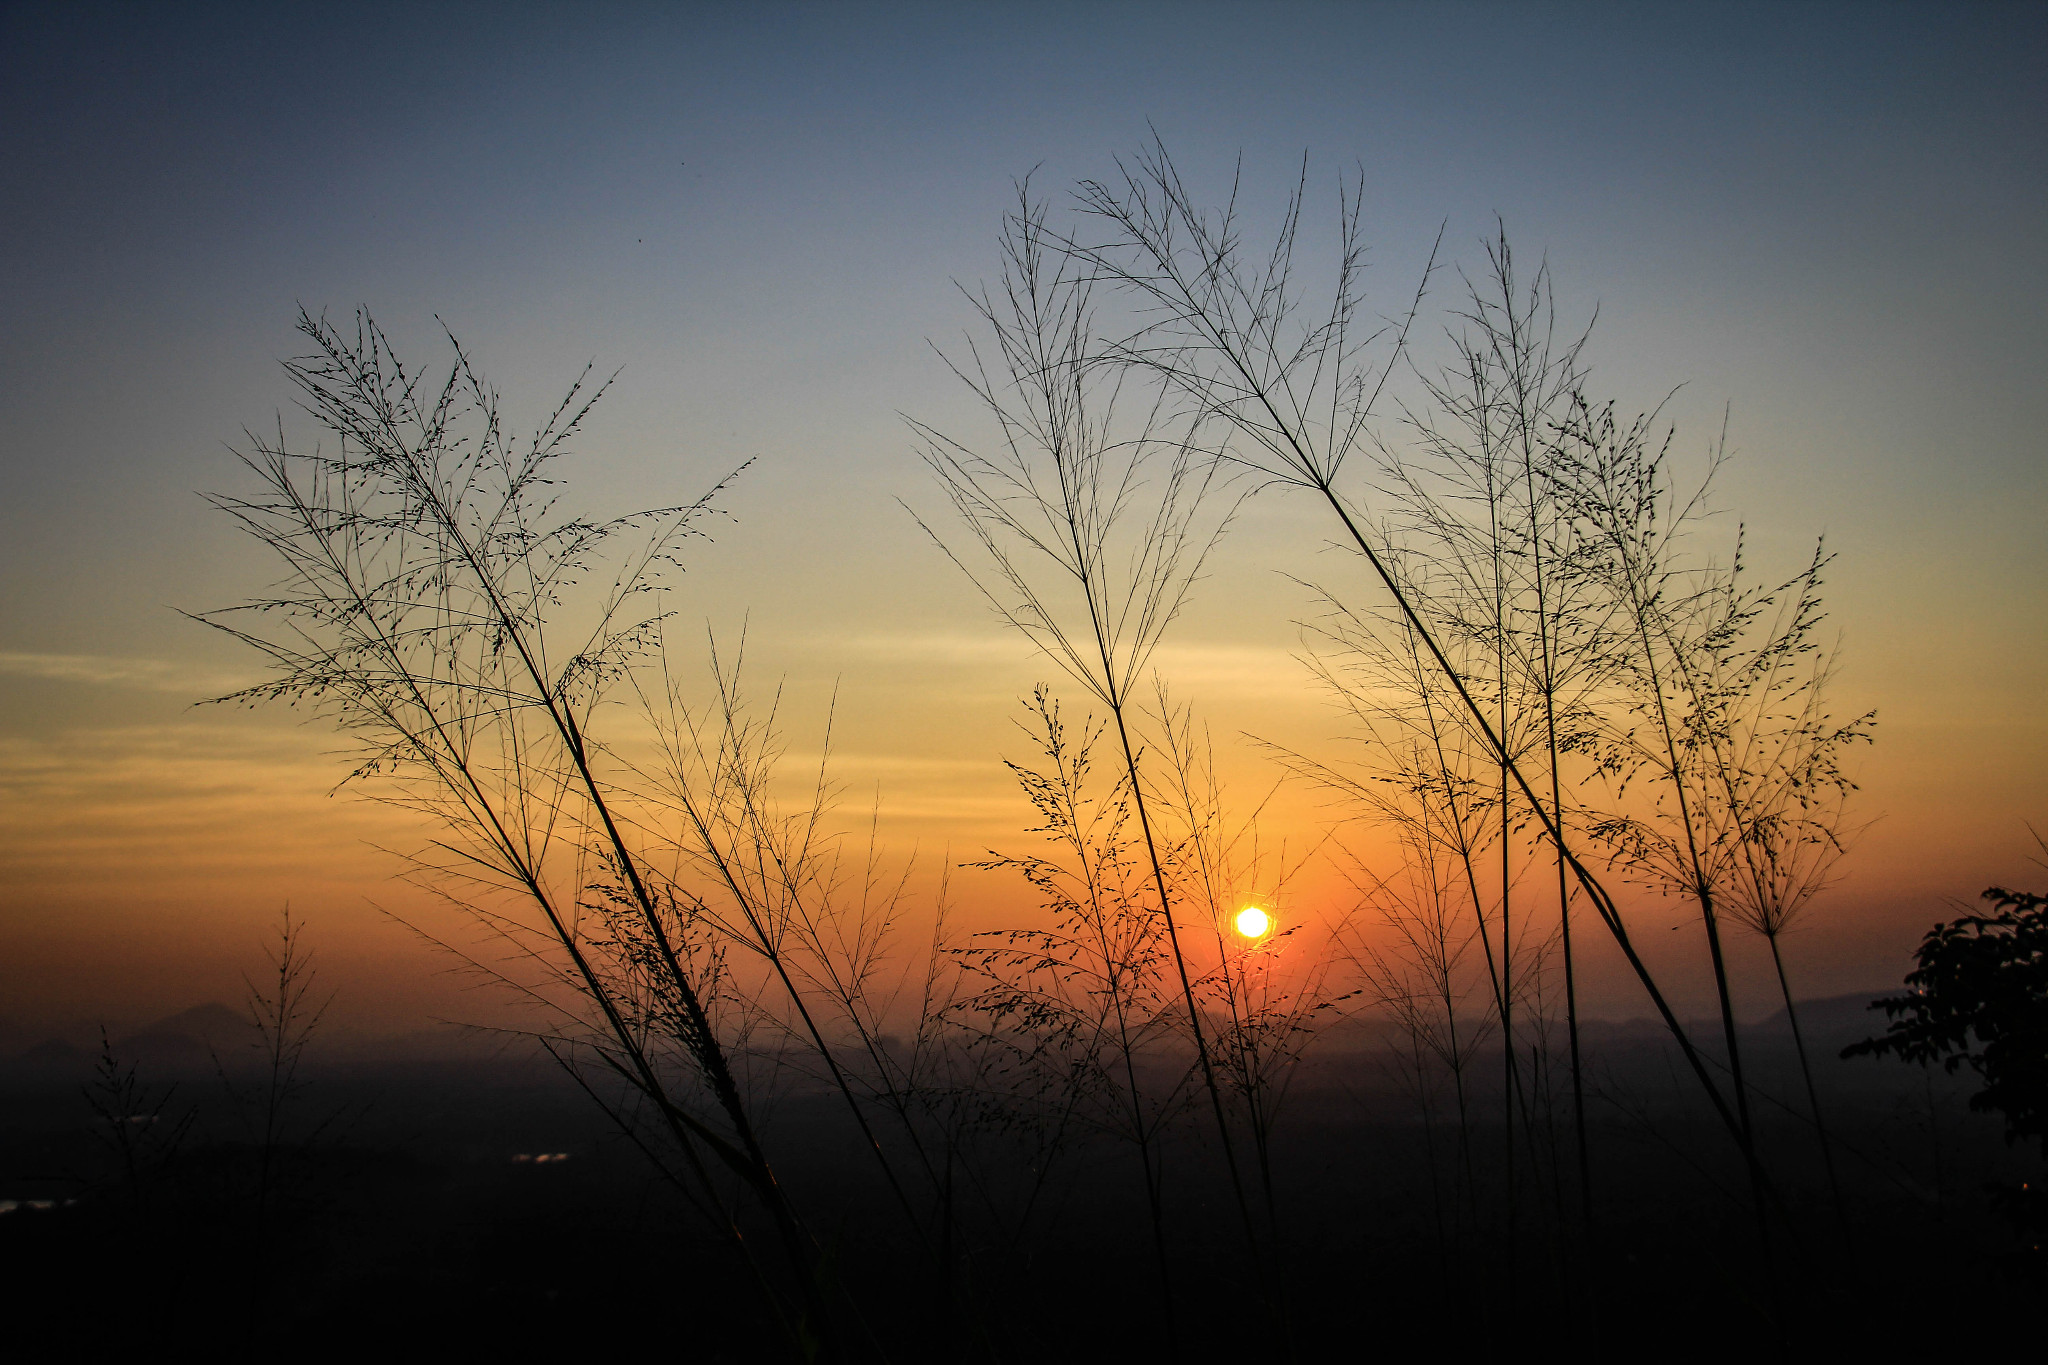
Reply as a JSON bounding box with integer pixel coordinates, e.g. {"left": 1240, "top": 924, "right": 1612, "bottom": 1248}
{"left": 1235, "top": 906, "right": 1271, "bottom": 938}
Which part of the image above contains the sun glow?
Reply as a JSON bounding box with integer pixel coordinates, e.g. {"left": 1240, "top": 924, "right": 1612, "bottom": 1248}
{"left": 1234, "top": 906, "right": 1271, "bottom": 939}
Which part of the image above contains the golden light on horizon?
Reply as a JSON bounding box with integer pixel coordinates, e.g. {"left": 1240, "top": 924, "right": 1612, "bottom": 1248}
{"left": 1234, "top": 906, "right": 1271, "bottom": 939}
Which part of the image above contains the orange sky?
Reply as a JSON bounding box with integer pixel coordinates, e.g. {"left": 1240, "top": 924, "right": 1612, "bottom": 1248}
{"left": 3, "top": 484, "right": 2040, "bottom": 1039}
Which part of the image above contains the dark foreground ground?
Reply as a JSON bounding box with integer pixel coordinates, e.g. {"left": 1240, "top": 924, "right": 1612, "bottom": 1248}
{"left": 2, "top": 998, "right": 2042, "bottom": 1362}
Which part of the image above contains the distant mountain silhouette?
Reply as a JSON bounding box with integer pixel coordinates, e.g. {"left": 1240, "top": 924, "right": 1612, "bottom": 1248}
{"left": 17, "top": 1038, "right": 85, "bottom": 1066}
{"left": 128, "top": 1002, "right": 253, "bottom": 1044}
{"left": 109, "top": 1002, "right": 260, "bottom": 1068}
{"left": 1, "top": 993, "right": 1899, "bottom": 1075}
{"left": 1756, "top": 991, "right": 1894, "bottom": 1050}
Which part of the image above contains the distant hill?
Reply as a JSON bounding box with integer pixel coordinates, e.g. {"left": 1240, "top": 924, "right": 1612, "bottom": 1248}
{"left": 109, "top": 1002, "right": 260, "bottom": 1069}
{"left": 16, "top": 1038, "right": 86, "bottom": 1067}
{"left": 0, "top": 1016, "right": 34, "bottom": 1055}
{"left": 0, "top": 992, "right": 1904, "bottom": 1077}
{"left": 125, "top": 1002, "right": 253, "bottom": 1045}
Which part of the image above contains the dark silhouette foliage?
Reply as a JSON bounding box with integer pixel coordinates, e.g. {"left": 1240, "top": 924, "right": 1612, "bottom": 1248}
{"left": 1845, "top": 887, "right": 2048, "bottom": 1151}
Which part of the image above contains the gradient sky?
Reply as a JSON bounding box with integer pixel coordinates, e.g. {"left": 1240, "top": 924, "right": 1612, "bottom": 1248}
{"left": 3, "top": 1, "right": 2043, "bottom": 1039}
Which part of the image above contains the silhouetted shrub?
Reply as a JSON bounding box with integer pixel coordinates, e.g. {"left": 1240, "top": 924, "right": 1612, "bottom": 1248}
{"left": 1845, "top": 887, "right": 2048, "bottom": 1152}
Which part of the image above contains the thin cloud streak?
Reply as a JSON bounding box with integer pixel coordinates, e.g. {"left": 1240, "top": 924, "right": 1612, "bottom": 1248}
{"left": 818, "top": 631, "right": 1307, "bottom": 701}
{"left": 0, "top": 651, "right": 253, "bottom": 696}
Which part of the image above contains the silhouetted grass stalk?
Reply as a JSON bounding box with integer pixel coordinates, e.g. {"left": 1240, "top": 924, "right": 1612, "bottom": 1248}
{"left": 1151, "top": 687, "right": 1341, "bottom": 1235}
{"left": 909, "top": 187, "right": 1271, "bottom": 1328}
{"left": 200, "top": 310, "right": 846, "bottom": 1354}
{"left": 1056, "top": 142, "right": 1752, "bottom": 1156}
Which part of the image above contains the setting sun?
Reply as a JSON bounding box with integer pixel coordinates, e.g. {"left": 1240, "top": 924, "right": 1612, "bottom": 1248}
{"left": 1235, "top": 906, "right": 1271, "bottom": 938}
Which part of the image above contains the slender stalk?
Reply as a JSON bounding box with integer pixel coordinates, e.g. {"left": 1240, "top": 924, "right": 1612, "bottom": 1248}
{"left": 1058, "top": 153, "right": 1752, "bottom": 1147}
{"left": 1767, "top": 931, "right": 1851, "bottom": 1247}
{"left": 203, "top": 312, "right": 845, "bottom": 1353}
{"left": 913, "top": 188, "right": 1271, "bottom": 1329}
{"left": 1106, "top": 686, "right": 1266, "bottom": 1281}
{"left": 1316, "top": 490, "right": 1746, "bottom": 1140}
{"left": 1621, "top": 553, "right": 1775, "bottom": 1266}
